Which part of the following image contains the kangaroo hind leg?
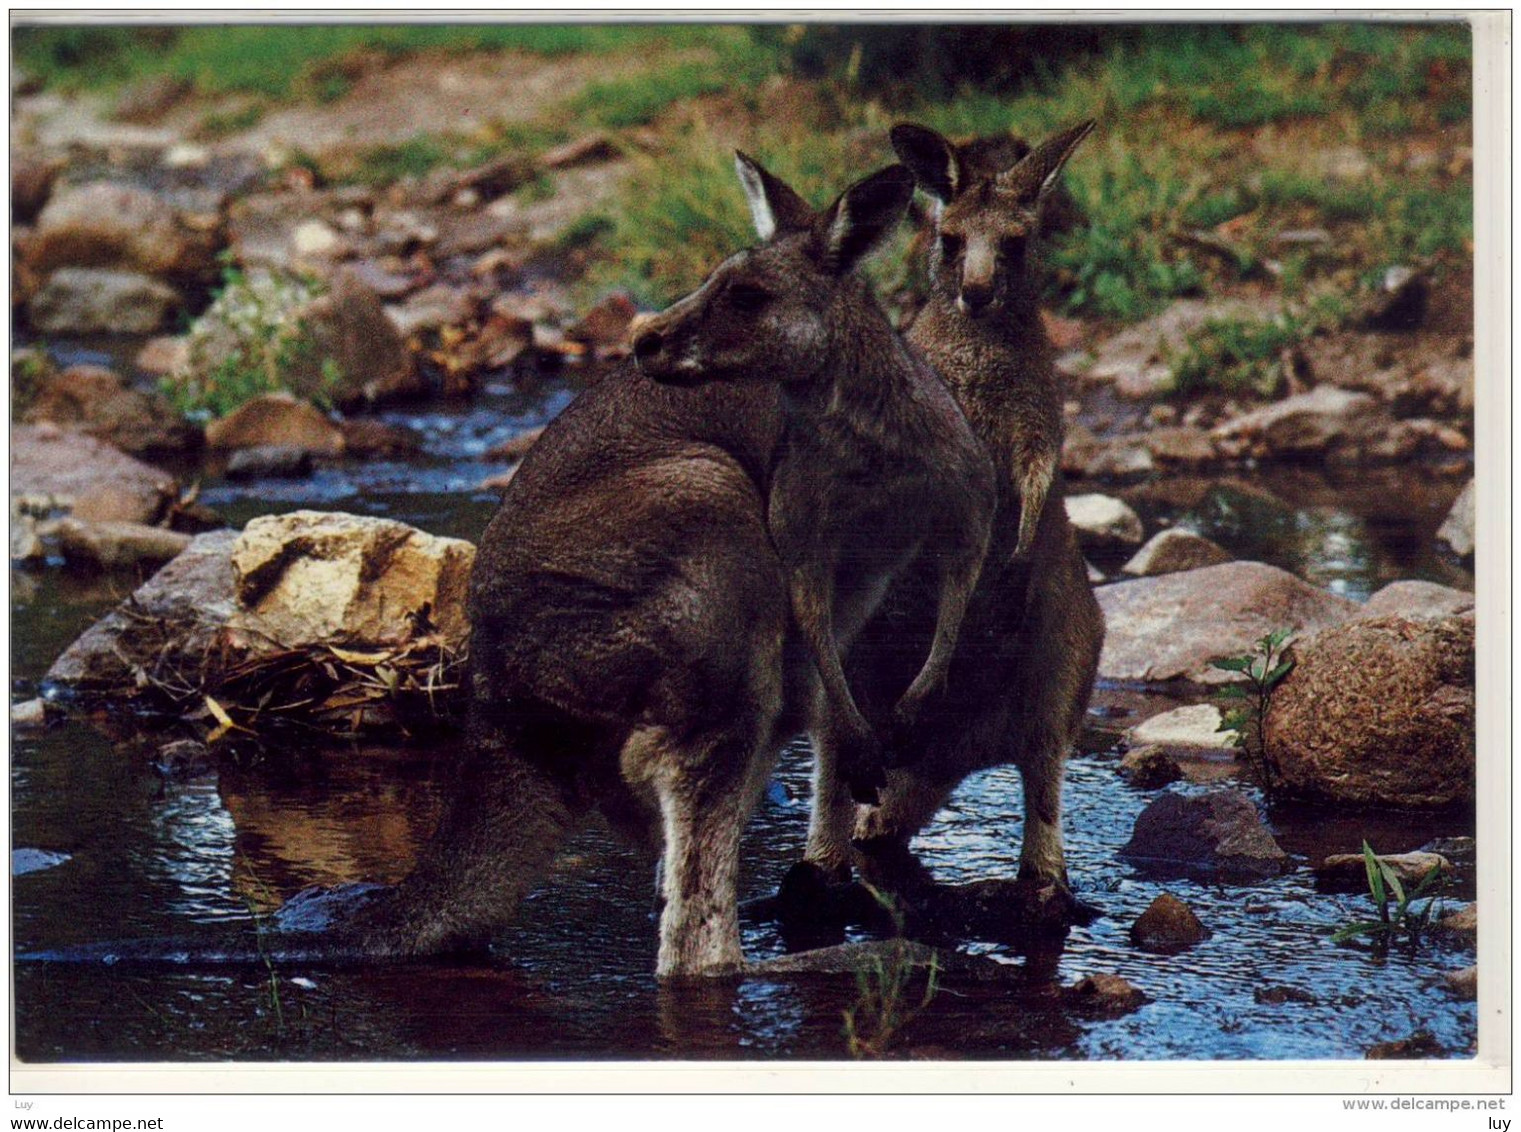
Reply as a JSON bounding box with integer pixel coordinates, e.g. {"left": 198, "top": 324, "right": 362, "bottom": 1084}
{"left": 630, "top": 720, "right": 777, "bottom": 979}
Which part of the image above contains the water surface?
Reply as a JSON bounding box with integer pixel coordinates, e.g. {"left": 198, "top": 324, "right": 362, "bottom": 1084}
{"left": 11, "top": 365, "right": 1477, "bottom": 1063}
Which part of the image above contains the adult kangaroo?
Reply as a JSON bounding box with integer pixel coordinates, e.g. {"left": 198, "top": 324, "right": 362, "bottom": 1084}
{"left": 340, "top": 158, "right": 921, "bottom": 979}
{"left": 802, "top": 121, "right": 1105, "bottom": 914}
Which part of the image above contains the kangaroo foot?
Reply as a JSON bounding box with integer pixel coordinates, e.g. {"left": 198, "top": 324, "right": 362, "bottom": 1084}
{"left": 1009, "top": 874, "right": 1101, "bottom": 931}
{"left": 777, "top": 860, "right": 850, "bottom": 916}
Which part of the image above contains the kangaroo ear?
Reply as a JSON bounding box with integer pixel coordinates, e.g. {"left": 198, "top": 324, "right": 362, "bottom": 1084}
{"left": 815, "top": 164, "right": 916, "bottom": 275}
{"left": 889, "top": 123, "right": 962, "bottom": 204}
{"left": 734, "top": 151, "right": 814, "bottom": 241}
{"left": 998, "top": 119, "right": 1096, "bottom": 205}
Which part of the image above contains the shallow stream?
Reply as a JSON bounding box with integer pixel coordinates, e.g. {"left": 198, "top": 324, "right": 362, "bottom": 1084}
{"left": 11, "top": 351, "right": 1477, "bottom": 1063}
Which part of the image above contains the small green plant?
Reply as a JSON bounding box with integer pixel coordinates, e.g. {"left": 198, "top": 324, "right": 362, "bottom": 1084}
{"left": 1212, "top": 627, "right": 1295, "bottom": 792}
{"left": 1331, "top": 841, "right": 1449, "bottom": 950}
{"left": 514, "top": 171, "right": 558, "bottom": 205}
{"left": 11, "top": 345, "right": 53, "bottom": 411}
{"left": 841, "top": 887, "right": 940, "bottom": 1059}
{"left": 236, "top": 869, "right": 287, "bottom": 1036}
{"left": 163, "top": 262, "right": 328, "bottom": 418}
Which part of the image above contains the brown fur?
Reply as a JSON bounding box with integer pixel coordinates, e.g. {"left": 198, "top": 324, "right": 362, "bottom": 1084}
{"left": 634, "top": 157, "right": 995, "bottom": 807}
{"left": 345, "top": 159, "right": 963, "bottom": 979}
{"left": 803, "top": 122, "right": 1106, "bottom": 893}
{"left": 344, "top": 365, "right": 800, "bottom": 978}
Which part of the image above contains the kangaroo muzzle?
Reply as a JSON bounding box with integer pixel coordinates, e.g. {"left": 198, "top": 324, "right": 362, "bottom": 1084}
{"left": 632, "top": 297, "right": 708, "bottom": 384}
{"left": 957, "top": 243, "right": 999, "bottom": 317}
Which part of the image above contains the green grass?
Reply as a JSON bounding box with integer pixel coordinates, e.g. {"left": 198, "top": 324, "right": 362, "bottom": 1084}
{"left": 195, "top": 103, "right": 265, "bottom": 139}
{"left": 569, "top": 62, "right": 735, "bottom": 129}
{"left": 1046, "top": 144, "right": 1209, "bottom": 321}
{"left": 347, "top": 136, "right": 456, "bottom": 185}
{"left": 16, "top": 22, "right": 1472, "bottom": 332}
{"left": 840, "top": 23, "right": 1471, "bottom": 321}
{"left": 1254, "top": 171, "right": 1472, "bottom": 263}
{"left": 579, "top": 120, "right": 892, "bottom": 308}
{"left": 12, "top": 23, "right": 753, "bottom": 99}
{"left": 1165, "top": 295, "right": 1350, "bottom": 398}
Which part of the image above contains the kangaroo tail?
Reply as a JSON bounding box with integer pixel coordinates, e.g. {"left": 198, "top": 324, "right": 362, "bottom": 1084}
{"left": 347, "top": 705, "right": 587, "bottom": 957}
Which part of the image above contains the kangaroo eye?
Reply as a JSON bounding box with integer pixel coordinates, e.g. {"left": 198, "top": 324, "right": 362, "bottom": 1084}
{"left": 728, "top": 282, "right": 770, "bottom": 312}
{"left": 939, "top": 234, "right": 964, "bottom": 260}
{"left": 999, "top": 236, "right": 1027, "bottom": 261}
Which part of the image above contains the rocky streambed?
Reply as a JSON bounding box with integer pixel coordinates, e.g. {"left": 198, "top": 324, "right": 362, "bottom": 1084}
{"left": 11, "top": 377, "right": 1479, "bottom": 1061}
{"left": 11, "top": 77, "right": 1479, "bottom": 1062}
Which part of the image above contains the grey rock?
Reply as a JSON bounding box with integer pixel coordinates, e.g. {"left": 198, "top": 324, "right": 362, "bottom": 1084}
{"left": 45, "top": 530, "right": 239, "bottom": 689}
{"left": 1065, "top": 973, "right": 1148, "bottom": 1016}
{"left": 1212, "top": 386, "right": 1384, "bottom": 462}
{"left": 1316, "top": 851, "right": 1452, "bottom": 888}
{"left": 1085, "top": 297, "right": 1282, "bottom": 399}
{"left": 1143, "top": 426, "right": 1220, "bottom": 468}
{"left": 1436, "top": 903, "right": 1476, "bottom": 935}
{"left": 747, "top": 939, "right": 941, "bottom": 978}
{"left": 204, "top": 393, "right": 344, "bottom": 456}
{"left": 1436, "top": 479, "right": 1475, "bottom": 560}
{"left": 1120, "top": 789, "right": 1289, "bottom": 882}
{"left": 11, "top": 154, "right": 62, "bottom": 224}
{"left": 225, "top": 445, "right": 316, "bottom": 480}
{"left": 27, "top": 181, "right": 217, "bottom": 279}
{"left": 20, "top": 363, "right": 199, "bottom": 454}
{"left": 1127, "top": 704, "right": 1232, "bottom": 749}
{"left": 11, "top": 698, "right": 48, "bottom": 727}
{"left": 11, "top": 515, "right": 45, "bottom": 562}
{"left": 154, "top": 739, "right": 216, "bottom": 780}
{"left": 1443, "top": 966, "right": 1477, "bottom": 1001}
{"left": 30, "top": 267, "right": 182, "bottom": 335}
{"left": 53, "top": 517, "right": 193, "bottom": 570}
{"left": 1358, "top": 580, "right": 1473, "bottom": 623}
{"left": 1117, "top": 745, "right": 1182, "bottom": 789}
{"left": 11, "top": 424, "right": 178, "bottom": 525}
{"left": 1065, "top": 493, "right": 1144, "bottom": 554}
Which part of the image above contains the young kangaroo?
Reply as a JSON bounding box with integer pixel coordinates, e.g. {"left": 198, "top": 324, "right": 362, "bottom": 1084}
{"left": 802, "top": 121, "right": 1105, "bottom": 908}
{"left": 634, "top": 156, "right": 996, "bottom": 810}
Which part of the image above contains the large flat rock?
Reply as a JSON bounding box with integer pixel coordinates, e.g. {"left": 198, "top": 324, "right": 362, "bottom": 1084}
{"left": 1096, "top": 561, "right": 1358, "bottom": 684}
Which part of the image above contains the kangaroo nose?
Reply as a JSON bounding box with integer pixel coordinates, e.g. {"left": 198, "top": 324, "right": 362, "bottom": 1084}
{"left": 959, "top": 285, "right": 994, "bottom": 316}
{"left": 633, "top": 328, "right": 664, "bottom": 360}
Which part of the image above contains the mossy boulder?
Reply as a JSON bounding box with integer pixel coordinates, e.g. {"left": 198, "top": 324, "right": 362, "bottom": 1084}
{"left": 1262, "top": 613, "right": 1475, "bottom": 807}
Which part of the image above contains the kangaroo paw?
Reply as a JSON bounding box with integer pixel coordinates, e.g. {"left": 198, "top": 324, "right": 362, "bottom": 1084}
{"left": 838, "top": 731, "right": 886, "bottom": 805}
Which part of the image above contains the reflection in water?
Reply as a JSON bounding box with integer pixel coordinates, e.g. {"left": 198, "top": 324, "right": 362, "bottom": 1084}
{"left": 1121, "top": 470, "right": 1472, "bottom": 601}
{"left": 218, "top": 750, "right": 448, "bottom": 908}
{"left": 152, "top": 783, "right": 240, "bottom": 923}
{"left": 11, "top": 682, "right": 1478, "bottom": 1061}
